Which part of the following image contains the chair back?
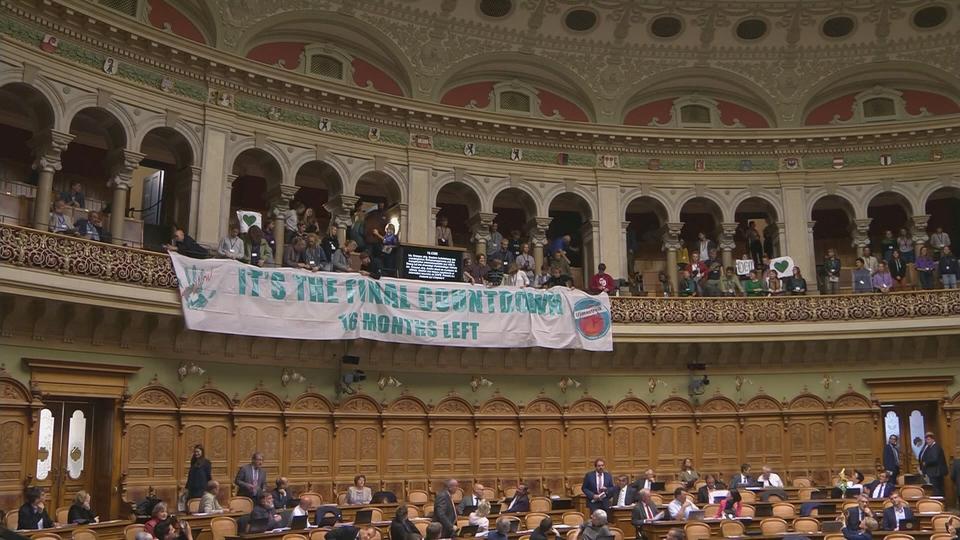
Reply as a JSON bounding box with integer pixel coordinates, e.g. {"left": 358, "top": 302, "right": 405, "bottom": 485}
{"left": 362, "top": 507, "right": 383, "bottom": 522}
{"left": 282, "top": 534, "right": 309, "bottom": 540}
{"left": 123, "top": 524, "right": 145, "bottom": 540}
{"left": 916, "top": 499, "right": 944, "bottom": 513}
{"left": 524, "top": 513, "right": 549, "bottom": 530}
{"left": 824, "top": 534, "right": 844, "bottom": 540}
{"left": 772, "top": 502, "right": 796, "bottom": 518}
{"left": 565, "top": 530, "right": 578, "bottom": 540}
{"left": 300, "top": 492, "right": 323, "bottom": 509}
{"left": 414, "top": 521, "right": 429, "bottom": 537}
{"left": 503, "top": 487, "right": 517, "bottom": 498}
{"left": 310, "top": 530, "right": 330, "bottom": 540}
{"left": 4, "top": 512, "right": 18, "bottom": 529}
{"left": 405, "top": 506, "right": 420, "bottom": 518}
{"left": 739, "top": 504, "right": 755, "bottom": 517}
{"left": 792, "top": 478, "right": 812, "bottom": 488}
{"left": 407, "top": 490, "right": 430, "bottom": 505}
{"left": 456, "top": 517, "right": 471, "bottom": 528}
{"left": 422, "top": 504, "right": 434, "bottom": 517}
{"left": 683, "top": 522, "right": 711, "bottom": 540}
{"left": 529, "top": 497, "right": 551, "bottom": 513}
{"left": 737, "top": 490, "right": 757, "bottom": 503}
{"left": 30, "top": 535, "right": 60, "bottom": 540}
{"left": 210, "top": 516, "right": 238, "bottom": 540}
{"left": 792, "top": 517, "right": 820, "bottom": 533}
{"left": 759, "top": 518, "right": 788, "bottom": 535}
{"left": 882, "top": 534, "right": 916, "bottom": 540}
{"left": 228, "top": 496, "right": 254, "bottom": 513}
{"left": 481, "top": 488, "right": 498, "bottom": 501}
{"left": 608, "top": 527, "right": 624, "bottom": 540}
{"left": 518, "top": 536, "right": 530, "bottom": 540}
{"left": 561, "top": 512, "right": 584, "bottom": 526}
{"left": 187, "top": 498, "right": 202, "bottom": 514}
{"left": 931, "top": 534, "right": 955, "bottom": 540}
{"left": 337, "top": 493, "right": 348, "bottom": 505}
{"left": 701, "top": 504, "right": 719, "bottom": 517}
{"left": 931, "top": 514, "right": 952, "bottom": 532}
{"left": 841, "top": 501, "right": 858, "bottom": 513}
{"left": 900, "top": 485, "right": 924, "bottom": 499}
{"left": 73, "top": 528, "right": 99, "bottom": 540}
{"left": 693, "top": 481, "right": 706, "bottom": 490}
{"left": 665, "top": 481, "right": 684, "bottom": 493}
{"left": 451, "top": 488, "right": 463, "bottom": 503}
{"left": 797, "top": 488, "right": 815, "bottom": 500}
{"left": 56, "top": 506, "right": 69, "bottom": 524}
{"left": 649, "top": 494, "right": 663, "bottom": 505}
{"left": 720, "top": 520, "right": 744, "bottom": 538}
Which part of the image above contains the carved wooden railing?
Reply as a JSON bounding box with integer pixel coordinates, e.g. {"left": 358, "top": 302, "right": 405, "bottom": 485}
{"left": 4, "top": 223, "right": 960, "bottom": 324}
{"left": 0, "top": 223, "right": 177, "bottom": 289}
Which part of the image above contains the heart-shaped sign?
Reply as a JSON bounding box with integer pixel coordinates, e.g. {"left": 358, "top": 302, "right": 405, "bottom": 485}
{"left": 769, "top": 256, "right": 795, "bottom": 278}
{"left": 774, "top": 260, "right": 789, "bottom": 274}
{"left": 236, "top": 210, "right": 262, "bottom": 233}
{"left": 242, "top": 214, "right": 257, "bottom": 227}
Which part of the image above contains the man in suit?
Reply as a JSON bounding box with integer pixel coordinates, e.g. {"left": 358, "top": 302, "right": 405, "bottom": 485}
{"left": 487, "top": 517, "right": 511, "bottom": 540}
{"left": 864, "top": 471, "right": 894, "bottom": 500}
{"left": 582, "top": 458, "right": 614, "bottom": 512}
{"left": 951, "top": 457, "right": 960, "bottom": 510}
{"left": 842, "top": 516, "right": 878, "bottom": 540}
{"left": 918, "top": 432, "right": 949, "bottom": 496}
{"left": 326, "top": 526, "right": 377, "bottom": 540}
{"left": 432, "top": 478, "right": 458, "bottom": 538}
{"left": 630, "top": 490, "right": 663, "bottom": 540}
{"left": 883, "top": 435, "right": 901, "bottom": 483}
{"left": 881, "top": 492, "right": 914, "bottom": 531}
{"left": 729, "top": 463, "right": 753, "bottom": 489}
{"left": 696, "top": 475, "right": 721, "bottom": 504}
{"left": 844, "top": 495, "right": 873, "bottom": 532}
{"left": 610, "top": 475, "right": 637, "bottom": 507}
{"left": 271, "top": 477, "right": 292, "bottom": 509}
{"left": 504, "top": 484, "right": 530, "bottom": 513}
{"left": 249, "top": 493, "right": 283, "bottom": 533}
{"left": 235, "top": 452, "right": 267, "bottom": 499}
{"left": 635, "top": 469, "right": 657, "bottom": 491}
{"left": 457, "top": 483, "right": 485, "bottom": 515}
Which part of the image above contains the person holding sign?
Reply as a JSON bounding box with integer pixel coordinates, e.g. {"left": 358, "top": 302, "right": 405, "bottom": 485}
{"left": 244, "top": 225, "right": 273, "bottom": 267}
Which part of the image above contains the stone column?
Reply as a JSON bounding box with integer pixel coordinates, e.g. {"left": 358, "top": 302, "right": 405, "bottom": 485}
{"left": 187, "top": 166, "right": 202, "bottom": 237}
{"left": 852, "top": 218, "right": 872, "bottom": 257}
{"left": 324, "top": 194, "right": 360, "bottom": 246}
{"left": 429, "top": 207, "right": 441, "bottom": 245}
{"left": 468, "top": 212, "right": 496, "bottom": 256}
{"left": 395, "top": 203, "right": 409, "bottom": 242}
{"left": 529, "top": 216, "right": 552, "bottom": 275}
{"left": 580, "top": 219, "right": 601, "bottom": 284}
{"left": 807, "top": 221, "right": 818, "bottom": 294}
{"left": 663, "top": 222, "right": 684, "bottom": 295}
{"left": 775, "top": 221, "right": 786, "bottom": 259}
{"left": 221, "top": 174, "right": 238, "bottom": 238}
{"left": 719, "top": 222, "right": 738, "bottom": 269}
{"left": 28, "top": 130, "right": 73, "bottom": 230}
{"left": 780, "top": 183, "right": 815, "bottom": 280}
{"left": 269, "top": 184, "right": 300, "bottom": 266}
{"left": 911, "top": 214, "right": 930, "bottom": 253}
{"left": 621, "top": 221, "right": 632, "bottom": 279}
{"left": 196, "top": 125, "right": 229, "bottom": 246}
{"left": 107, "top": 149, "right": 145, "bottom": 245}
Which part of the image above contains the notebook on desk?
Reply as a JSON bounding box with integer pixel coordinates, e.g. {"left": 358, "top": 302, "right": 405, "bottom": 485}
{"left": 686, "top": 511, "right": 705, "bottom": 521}
{"left": 754, "top": 506, "right": 773, "bottom": 517}
{"left": 650, "top": 482, "right": 666, "bottom": 492}
{"left": 489, "top": 503, "right": 502, "bottom": 514}
{"left": 810, "top": 490, "right": 829, "bottom": 500}
{"left": 462, "top": 506, "right": 478, "bottom": 515}
{"left": 458, "top": 525, "right": 480, "bottom": 537}
{"left": 821, "top": 521, "right": 843, "bottom": 533}
{"left": 317, "top": 513, "right": 339, "bottom": 527}
{"left": 289, "top": 515, "right": 308, "bottom": 530}
{"left": 898, "top": 517, "right": 920, "bottom": 531}
{"left": 354, "top": 510, "right": 374, "bottom": 525}
{"left": 816, "top": 503, "right": 837, "bottom": 515}
{"left": 551, "top": 499, "right": 574, "bottom": 511}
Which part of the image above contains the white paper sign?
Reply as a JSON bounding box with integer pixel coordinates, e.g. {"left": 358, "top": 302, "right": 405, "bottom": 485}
{"left": 735, "top": 259, "right": 755, "bottom": 276}
{"left": 236, "top": 210, "right": 262, "bottom": 233}
{"left": 769, "top": 256, "right": 795, "bottom": 278}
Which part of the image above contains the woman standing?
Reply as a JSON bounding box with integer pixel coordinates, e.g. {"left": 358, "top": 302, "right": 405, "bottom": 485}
{"left": 186, "top": 445, "right": 212, "bottom": 499}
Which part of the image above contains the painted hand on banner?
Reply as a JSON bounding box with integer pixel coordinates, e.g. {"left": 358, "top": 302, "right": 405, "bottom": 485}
{"left": 181, "top": 265, "right": 217, "bottom": 310}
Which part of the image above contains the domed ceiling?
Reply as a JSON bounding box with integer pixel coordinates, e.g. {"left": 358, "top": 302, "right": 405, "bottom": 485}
{"left": 141, "top": 0, "right": 960, "bottom": 127}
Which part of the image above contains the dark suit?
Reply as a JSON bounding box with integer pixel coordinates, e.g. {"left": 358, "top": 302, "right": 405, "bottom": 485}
{"left": 882, "top": 443, "right": 901, "bottom": 481}
{"left": 631, "top": 502, "right": 660, "bottom": 539}
{"left": 249, "top": 504, "right": 280, "bottom": 533}
{"left": 271, "top": 489, "right": 292, "bottom": 509}
{"left": 235, "top": 464, "right": 268, "bottom": 498}
{"left": 457, "top": 494, "right": 483, "bottom": 515}
{"left": 919, "top": 442, "right": 949, "bottom": 496}
{"left": 951, "top": 458, "right": 960, "bottom": 508}
{"left": 845, "top": 508, "right": 870, "bottom": 532}
{"left": 635, "top": 479, "right": 656, "bottom": 491}
{"left": 609, "top": 484, "right": 638, "bottom": 507}
{"left": 696, "top": 485, "right": 720, "bottom": 504}
{"left": 504, "top": 493, "right": 530, "bottom": 513}
{"left": 390, "top": 518, "right": 421, "bottom": 540}
{"left": 841, "top": 528, "right": 872, "bottom": 540}
{"left": 326, "top": 526, "right": 360, "bottom": 540}
{"left": 863, "top": 480, "right": 894, "bottom": 500}
{"left": 432, "top": 490, "right": 457, "bottom": 538}
{"left": 582, "top": 471, "right": 614, "bottom": 512}
{"left": 881, "top": 506, "right": 914, "bottom": 531}
{"left": 729, "top": 474, "right": 753, "bottom": 489}
{"left": 67, "top": 504, "right": 96, "bottom": 525}
{"left": 17, "top": 504, "right": 53, "bottom": 530}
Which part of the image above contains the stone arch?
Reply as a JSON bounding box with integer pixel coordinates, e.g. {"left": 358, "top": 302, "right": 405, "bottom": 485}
{"left": 67, "top": 106, "right": 129, "bottom": 151}
{"left": 351, "top": 165, "right": 406, "bottom": 205}
{"left": 139, "top": 127, "right": 194, "bottom": 170}
{"left": 433, "top": 52, "right": 597, "bottom": 121}
{"left": 224, "top": 139, "right": 291, "bottom": 182}
{"left": 0, "top": 81, "right": 57, "bottom": 133}
{"left": 678, "top": 196, "right": 724, "bottom": 255}
{"left": 63, "top": 98, "right": 135, "bottom": 150}
{"left": 544, "top": 188, "right": 597, "bottom": 221}
{"left": 919, "top": 177, "right": 960, "bottom": 209}
{"left": 623, "top": 194, "right": 670, "bottom": 274}
{"left": 491, "top": 183, "right": 545, "bottom": 218}
{"left": 733, "top": 194, "right": 783, "bottom": 260}
{"left": 289, "top": 152, "right": 350, "bottom": 192}
{"left": 434, "top": 175, "right": 484, "bottom": 248}
{"left": 546, "top": 189, "right": 597, "bottom": 275}
{"left": 432, "top": 173, "right": 486, "bottom": 213}
{"left": 235, "top": 10, "right": 414, "bottom": 96}
{"left": 132, "top": 118, "right": 202, "bottom": 166}
{"left": 491, "top": 185, "right": 541, "bottom": 246}
{"left": 810, "top": 192, "right": 858, "bottom": 266}
{"left": 865, "top": 190, "right": 915, "bottom": 246}
{"left": 806, "top": 190, "right": 859, "bottom": 221}
{"left": 616, "top": 66, "right": 778, "bottom": 127}
{"left": 799, "top": 61, "right": 960, "bottom": 122}
{"left": 923, "top": 184, "right": 960, "bottom": 244}
{"left": 293, "top": 159, "right": 345, "bottom": 230}
{"left": 230, "top": 148, "right": 285, "bottom": 220}
{"left": 0, "top": 76, "right": 64, "bottom": 130}
{"left": 863, "top": 187, "right": 916, "bottom": 219}
{"left": 730, "top": 192, "right": 783, "bottom": 224}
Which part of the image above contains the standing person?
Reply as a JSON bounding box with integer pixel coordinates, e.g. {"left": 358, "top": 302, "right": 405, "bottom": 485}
{"left": 888, "top": 250, "right": 907, "bottom": 289}
{"left": 746, "top": 221, "right": 763, "bottom": 266}
{"left": 918, "top": 432, "right": 948, "bottom": 496}
{"left": 897, "top": 228, "right": 915, "bottom": 263}
{"left": 516, "top": 243, "right": 536, "bottom": 282}
{"left": 321, "top": 224, "right": 339, "bottom": 261}
{"left": 436, "top": 216, "right": 453, "bottom": 247}
{"left": 234, "top": 452, "right": 267, "bottom": 499}
{"left": 61, "top": 182, "right": 86, "bottom": 208}
{"left": 939, "top": 246, "right": 958, "bottom": 289}
{"left": 823, "top": 248, "right": 842, "bottom": 294}
{"left": 218, "top": 225, "right": 244, "bottom": 260}
{"left": 788, "top": 267, "right": 807, "bottom": 295}
{"left": 588, "top": 263, "right": 617, "bottom": 295}
{"left": 582, "top": 458, "right": 614, "bottom": 513}
{"left": 244, "top": 225, "right": 273, "bottom": 267}
{"left": 930, "top": 226, "right": 951, "bottom": 259}
{"left": 186, "top": 445, "right": 212, "bottom": 500}
{"left": 916, "top": 246, "right": 936, "bottom": 289}
{"left": 883, "top": 435, "right": 901, "bottom": 482}
{"left": 432, "top": 479, "right": 459, "bottom": 538}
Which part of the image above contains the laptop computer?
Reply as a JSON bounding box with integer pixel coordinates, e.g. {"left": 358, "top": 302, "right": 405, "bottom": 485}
{"left": 754, "top": 505, "right": 773, "bottom": 517}
{"left": 686, "top": 511, "right": 705, "bottom": 521}
{"left": 898, "top": 517, "right": 920, "bottom": 531}
{"left": 811, "top": 490, "right": 829, "bottom": 500}
{"left": 551, "top": 499, "right": 574, "bottom": 511}
{"left": 816, "top": 503, "right": 837, "bottom": 515}
{"left": 845, "top": 488, "right": 861, "bottom": 497}
{"left": 650, "top": 482, "right": 666, "bottom": 491}
{"left": 596, "top": 535, "right": 615, "bottom": 540}
{"left": 904, "top": 475, "right": 924, "bottom": 485}
{"left": 354, "top": 510, "right": 374, "bottom": 525}
{"left": 248, "top": 517, "right": 271, "bottom": 534}
{"left": 462, "top": 506, "right": 478, "bottom": 515}
{"left": 821, "top": 521, "right": 843, "bottom": 533}
{"left": 458, "top": 525, "right": 480, "bottom": 537}
{"left": 489, "top": 503, "right": 502, "bottom": 515}
{"left": 289, "top": 515, "right": 308, "bottom": 531}
{"left": 279, "top": 509, "right": 294, "bottom": 527}
{"left": 317, "top": 512, "right": 339, "bottom": 527}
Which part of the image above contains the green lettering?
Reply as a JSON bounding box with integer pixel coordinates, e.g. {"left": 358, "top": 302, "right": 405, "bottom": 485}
{"left": 238, "top": 268, "right": 247, "bottom": 296}
{"left": 377, "top": 315, "right": 390, "bottom": 333}
{"left": 468, "top": 290, "right": 483, "bottom": 313}
{"left": 362, "top": 312, "right": 378, "bottom": 331}
{"left": 418, "top": 287, "right": 433, "bottom": 311}
{"left": 249, "top": 269, "right": 263, "bottom": 297}
{"left": 294, "top": 274, "right": 306, "bottom": 301}
{"left": 499, "top": 291, "right": 513, "bottom": 313}
{"left": 270, "top": 272, "right": 286, "bottom": 300}
{"left": 326, "top": 278, "right": 338, "bottom": 303}
{"left": 547, "top": 293, "right": 563, "bottom": 315}
{"left": 435, "top": 288, "right": 450, "bottom": 312}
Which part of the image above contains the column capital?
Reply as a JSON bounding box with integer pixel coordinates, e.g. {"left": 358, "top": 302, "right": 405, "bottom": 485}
{"left": 469, "top": 212, "right": 497, "bottom": 245}
{"left": 663, "top": 222, "right": 684, "bottom": 251}
{"left": 911, "top": 214, "right": 930, "bottom": 244}
{"left": 108, "top": 149, "right": 146, "bottom": 190}
{"left": 267, "top": 183, "right": 300, "bottom": 209}
{"left": 29, "top": 129, "right": 74, "bottom": 173}
{"left": 621, "top": 221, "right": 631, "bottom": 232}
{"left": 431, "top": 206, "right": 442, "bottom": 218}
{"left": 719, "top": 222, "right": 738, "bottom": 251}
{"left": 807, "top": 220, "right": 817, "bottom": 234}
{"left": 225, "top": 173, "right": 239, "bottom": 190}
{"left": 852, "top": 217, "right": 872, "bottom": 248}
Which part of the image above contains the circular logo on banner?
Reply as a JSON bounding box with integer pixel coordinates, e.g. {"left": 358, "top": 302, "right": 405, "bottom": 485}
{"left": 572, "top": 298, "right": 611, "bottom": 341}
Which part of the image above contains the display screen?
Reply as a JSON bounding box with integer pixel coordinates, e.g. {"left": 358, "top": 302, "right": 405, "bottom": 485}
{"left": 400, "top": 245, "right": 463, "bottom": 282}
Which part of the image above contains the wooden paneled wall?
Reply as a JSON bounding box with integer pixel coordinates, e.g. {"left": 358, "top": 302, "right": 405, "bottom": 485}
{"left": 3, "top": 373, "right": 960, "bottom": 515}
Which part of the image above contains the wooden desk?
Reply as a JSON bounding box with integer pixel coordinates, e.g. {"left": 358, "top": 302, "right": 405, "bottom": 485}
{"left": 17, "top": 519, "right": 132, "bottom": 540}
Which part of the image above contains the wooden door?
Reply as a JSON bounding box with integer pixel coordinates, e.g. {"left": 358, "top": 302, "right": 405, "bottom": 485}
{"left": 34, "top": 399, "right": 96, "bottom": 510}
{"left": 881, "top": 401, "right": 939, "bottom": 475}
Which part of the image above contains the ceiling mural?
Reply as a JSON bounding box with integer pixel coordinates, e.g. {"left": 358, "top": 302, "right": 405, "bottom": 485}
{"left": 147, "top": 0, "right": 960, "bottom": 126}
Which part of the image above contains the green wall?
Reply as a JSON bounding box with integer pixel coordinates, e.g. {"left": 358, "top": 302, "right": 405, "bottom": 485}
{"left": 2, "top": 343, "right": 957, "bottom": 406}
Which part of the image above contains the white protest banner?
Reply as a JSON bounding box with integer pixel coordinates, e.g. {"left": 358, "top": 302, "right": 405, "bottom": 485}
{"left": 735, "top": 258, "right": 755, "bottom": 276}
{"left": 170, "top": 253, "right": 612, "bottom": 351}
{"left": 236, "top": 210, "right": 262, "bottom": 233}
{"left": 769, "top": 256, "right": 795, "bottom": 278}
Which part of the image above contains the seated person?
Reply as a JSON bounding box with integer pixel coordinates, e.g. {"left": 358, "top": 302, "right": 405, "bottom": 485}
{"left": 347, "top": 475, "right": 372, "bottom": 505}
{"left": 666, "top": 488, "right": 699, "bottom": 521}
{"left": 844, "top": 495, "right": 873, "bottom": 532}
{"left": 390, "top": 504, "right": 420, "bottom": 540}
{"left": 579, "top": 510, "right": 611, "bottom": 540}
{"left": 218, "top": 225, "right": 244, "bottom": 260}
{"left": 68, "top": 490, "right": 99, "bottom": 524}
{"left": 75, "top": 211, "right": 106, "bottom": 242}
{"left": 503, "top": 484, "right": 530, "bottom": 513}
{"left": 327, "top": 527, "right": 378, "bottom": 540}
{"left": 488, "top": 517, "right": 512, "bottom": 540}
{"left": 304, "top": 233, "right": 330, "bottom": 271}
{"left": 588, "top": 264, "right": 617, "bottom": 295}
{"left": 716, "top": 490, "right": 742, "bottom": 518}
{"left": 249, "top": 493, "right": 283, "bottom": 533}
{"left": 18, "top": 487, "right": 54, "bottom": 530}
{"left": 284, "top": 237, "right": 310, "bottom": 269}
{"left": 49, "top": 200, "right": 75, "bottom": 234}
{"left": 744, "top": 270, "right": 766, "bottom": 296}
{"left": 424, "top": 522, "right": 443, "bottom": 540}
{"left": 636, "top": 469, "right": 657, "bottom": 491}
{"left": 544, "top": 267, "right": 573, "bottom": 289}
{"left": 144, "top": 502, "right": 170, "bottom": 535}
{"left": 678, "top": 270, "right": 698, "bottom": 296}
{"left": 198, "top": 481, "right": 223, "bottom": 513}
{"left": 331, "top": 241, "right": 357, "bottom": 272}
{"left": 291, "top": 497, "right": 313, "bottom": 524}
{"left": 610, "top": 475, "right": 636, "bottom": 507}
{"left": 696, "top": 475, "right": 721, "bottom": 504}
{"left": 164, "top": 228, "right": 208, "bottom": 258}
{"left": 61, "top": 182, "right": 85, "bottom": 208}
{"left": 842, "top": 516, "right": 878, "bottom": 540}
{"left": 359, "top": 252, "right": 382, "bottom": 279}
{"left": 153, "top": 518, "right": 194, "bottom": 540}
{"left": 679, "top": 458, "right": 700, "bottom": 489}
{"left": 840, "top": 470, "right": 865, "bottom": 492}
{"left": 243, "top": 225, "right": 274, "bottom": 267}
{"left": 271, "top": 477, "right": 292, "bottom": 509}
{"left": 631, "top": 490, "right": 664, "bottom": 539}
{"left": 485, "top": 258, "right": 504, "bottom": 286}
{"left": 468, "top": 500, "right": 491, "bottom": 532}
{"left": 881, "top": 492, "right": 914, "bottom": 531}
{"left": 864, "top": 471, "right": 894, "bottom": 500}
{"left": 531, "top": 516, "right": 560, "bottom": 540}
{"left": 757, "top": 465, "right": 784, "bottom": 488}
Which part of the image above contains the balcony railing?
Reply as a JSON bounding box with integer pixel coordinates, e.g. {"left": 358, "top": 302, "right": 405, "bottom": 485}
{"left": 3, "top": 223, "right": 960, "bottom": 325}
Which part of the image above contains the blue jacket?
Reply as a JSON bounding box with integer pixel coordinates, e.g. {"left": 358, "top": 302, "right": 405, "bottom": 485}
{"left": 881, "top": 506, "right": 914, "bottom": 531}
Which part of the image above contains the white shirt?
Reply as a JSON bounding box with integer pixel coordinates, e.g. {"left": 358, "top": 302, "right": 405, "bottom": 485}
{"left": 509, "top": 271, "right": 530, "bottom": 287}
{"left": 219, "top": 236, "right": 244, "bottom": 259}
{"left": 292, "top": 506, "right": 310, "bottom": 525}
{"left": 760, "top": 473, "right": 783, "bottom": 487}
{"left": 667, "top": 499, "right": 698, "bottom": 520}
{"left": 931, "top": 232, "right": 951, "bottom": 249}
{"left": 871, "top": 483, "right": 885, "bottom": 499}
{"left": 617, "top": 487, "right": 628, "bottom": 507}
{"left": 468, "top": 514, "right": 489, "bottom": 532}
{"left": 893, "top": 506, "right": 906, "bottom": 530}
